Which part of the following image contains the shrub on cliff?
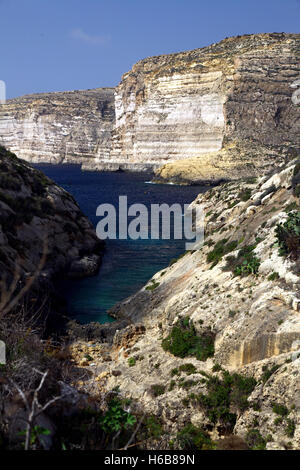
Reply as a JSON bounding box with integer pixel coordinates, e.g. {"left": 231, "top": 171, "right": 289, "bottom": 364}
{"left": 238, "top": 187, "right": 252, "bottom": 202}
{"left": 275, "top": 211, "right": 300, "bottom": 259}
{"left": 161, "top": 318, "right": 215, "bottom": 361}
{"left": 223, "top": 244, "right": 260, "bottom": 276}
{"left": 196, "top": 370, "right": 256, "bottom": 431}
{"left": 99, "top": 398, "right": 136, "bottom": 433}
{"left": 245, "top": 429, "right": 266, "bottom": 450}
{"left": 206, "top": 239, "right": 238, "bottom": 266}
{"left": 177, "top": 423, "right": 216, "bottom": 450}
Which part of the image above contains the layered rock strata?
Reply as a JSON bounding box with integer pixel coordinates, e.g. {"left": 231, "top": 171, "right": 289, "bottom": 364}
{"left": 112, "top": 33, "right": 300, "bottom": 180}
{"left": 0, "top": 88, "right": 115, "bottom": 166}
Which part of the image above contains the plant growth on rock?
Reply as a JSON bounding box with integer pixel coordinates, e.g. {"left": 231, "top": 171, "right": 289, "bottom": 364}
{"left": 161, "top": 318, "right": 215, "bottom": 361}
{"left": 275, "top": 211, "right": 300, "bottom": 259}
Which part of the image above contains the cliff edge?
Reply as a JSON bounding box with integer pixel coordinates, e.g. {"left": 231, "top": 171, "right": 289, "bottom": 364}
{"left": 0, "top": 88, "right": 115, "bottom": 166}
{"left": 113, "top": 32, "right": 300, "bottom": 181}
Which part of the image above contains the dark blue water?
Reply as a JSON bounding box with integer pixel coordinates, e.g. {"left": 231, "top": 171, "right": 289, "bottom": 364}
{"left": 35, "top": 164, "right": 207, "bottom": 324}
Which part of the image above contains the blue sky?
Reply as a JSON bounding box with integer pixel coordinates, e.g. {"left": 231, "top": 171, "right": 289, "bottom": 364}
{"left": 0, "top": 0, "right": 299, "bottom": 98}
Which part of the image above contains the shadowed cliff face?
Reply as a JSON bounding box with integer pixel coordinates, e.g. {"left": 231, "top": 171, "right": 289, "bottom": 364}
{"left": 0, "top": 88, "right": 115, "bottom": 166}
{"left": 0, "top": 146, "right": 103, "bottom": 285}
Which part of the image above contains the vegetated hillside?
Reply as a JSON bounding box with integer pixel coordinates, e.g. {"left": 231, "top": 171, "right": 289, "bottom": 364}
{"left": 67, "top": 159, "right": 300, "bottom": 450}
{"left": 1, "top": 153, "right": 299, "bottom": 450}
{"left": 0, "top": 145, "right": 105, "bottom": 450}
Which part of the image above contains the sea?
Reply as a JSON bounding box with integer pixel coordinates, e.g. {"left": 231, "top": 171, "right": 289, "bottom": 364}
{"left": 34, "top": 164, "right": 207, "bottom": 324}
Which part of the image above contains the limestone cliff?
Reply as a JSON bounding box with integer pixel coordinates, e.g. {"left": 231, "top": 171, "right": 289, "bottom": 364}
{"left": 112, "top": 32, "right": 300, "bottom": 179}
{"left": 0, "top": 88, "right": 114, "bottom": 166}
{"left": 68, "top": 160, "right": 300, "bottom": 449}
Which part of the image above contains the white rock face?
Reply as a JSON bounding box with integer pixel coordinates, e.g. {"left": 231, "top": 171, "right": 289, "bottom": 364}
{"left": 111, "top": 71, "right": 225, "bottom": 165}
{"left": 0, "top": 88, "right": 115, "bottom": 165}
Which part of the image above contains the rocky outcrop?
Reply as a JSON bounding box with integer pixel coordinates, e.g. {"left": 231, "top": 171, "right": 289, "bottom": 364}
{"left": 153, "top": 141, "right": 296, "bottom": 185}
{"left": 0, "top": 146, "right": 103, "bottom": 286}
{"left": 0, "top": 88, "right": 115, "bottom": 167}
{"left": 68, "top": 160, "right": 300, "bottom": 449}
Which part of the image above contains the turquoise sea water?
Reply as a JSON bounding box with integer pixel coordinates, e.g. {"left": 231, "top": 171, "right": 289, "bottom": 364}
{"left": 35, "top": 164, "right": 207, "bottom": 324}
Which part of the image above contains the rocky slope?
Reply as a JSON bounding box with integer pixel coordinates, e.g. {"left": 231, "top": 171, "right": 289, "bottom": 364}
{"left": 0, "top": 145, "right": 103, "bottom": 289}
{"left": 0, "top": 88, "right": 114, "bottom": 167}
{"left": 67, "top": 160, "right": 300, "bottom": 450}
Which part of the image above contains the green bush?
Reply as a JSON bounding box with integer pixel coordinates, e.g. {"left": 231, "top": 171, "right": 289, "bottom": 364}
{"left": 234, "top": 252, "right": 260, "bottom": 276}
{"left": 224, "top": 244, "right": 260, "bottom": 276}
{"left": 177, "top": 424, "right": 216, "bottom": 450}
{"left": 150, "top": 384, "right": 165, "bottom": 397}
{"left": 128, "top": 357, "right": 136, "bottom": 367}
{"left": 245, "top": 429, "right": 266, "bottom": 450}
{"left": 99, "top": 398, "right": 136, "bottom": 433}
{"left": 196, "top": 371, "right": 256, "bottom": 430}
{"left": 268, "top": 272, "right": 279, "bottom": 281}
{"left": 275, "top": 211, "right": 300, "bottom": 259}
{"left": 238, "top": 188, "right": 252, "bottom": 202}
{"left": 178, "top": 379, "right": 198, "bottom": 389}
{"left": 162, "top": 319, "right": 215, "bottom": 361}
{"left": 144, "top": 416, "right": 163, "bottom": 439}
{"left": 145, "top": 279, "right": 160, "bottom": 291}
{"left": 285, "top": 419, "right": 295, "bottom": 437}
{"left": 178, "top": 363, "right": 197, "bottom": 375}
{"left": 285, "top": 202, "right": 300, "bottom": 213}
{"left": 206, "top": 239, "right": 238, "bottom": 265}
{"left": 212, "top": 363, "right": 223, "bottom": 372}
{"left": 272, "top": 402, "right": 289, "bottom": 417}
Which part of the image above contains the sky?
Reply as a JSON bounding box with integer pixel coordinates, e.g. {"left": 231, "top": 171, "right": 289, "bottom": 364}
{"left": 0, "top": 0, "right": 299, "bottom": 99}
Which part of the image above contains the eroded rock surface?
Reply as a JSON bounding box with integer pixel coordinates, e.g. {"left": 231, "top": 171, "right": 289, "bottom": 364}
{"left": 113, "top": 33, "right": 300, "bottom": 181}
